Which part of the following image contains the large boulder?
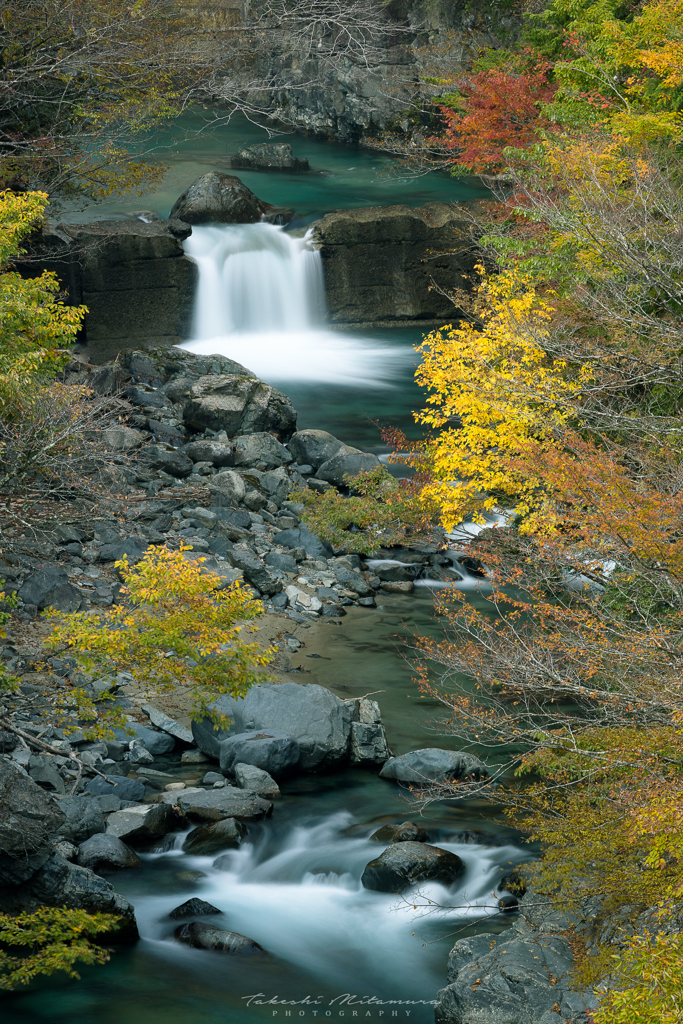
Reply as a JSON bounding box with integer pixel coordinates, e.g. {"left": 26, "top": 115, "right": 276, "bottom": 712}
{"left": 174, "top": 920, "right": 265, "bottom": 954}
{"left": 219, "top": 730, "right": 299, "bottom": 778}
{"left": 181, "top": 439, "right": 235, "bottom": 467}
{"left": 13, "top": 852, "right": 138, "bottom": 942}
{"left": 231, "top": 143, "right": 309, "bottom": 172}
{"left": 361, "top": 842, "right": 464, "bottom": 892}
{"left": 315, "top": 445, "right": 381, "bottom": 486}
{"left": 170, "top": 172, "right": 288, "bottom": 225}
{"left": 76, "top": 833, "right": 141, "bottom": 872}
{"left": 160, "top": 785, "right": 272, "bottom": 822}
{"left": 169, "top": 897, "right": 221, "bottom": 919}
{"left": 18, "top": 567, "right": 82, "bottom": 613}
{"left": 0, "top": 760, "right": 66, "bottom": 885}
{"left": 183, "top": 374, "right": 296, "bottom": 440}
{"left": 106, "top": 801, "right": 176, "bottom": 841}
{"left": 287, "top": 429, "right": 344, "bottom": 469}
{"left": 232, "top": 433, "right": 292, "bottom": 468}
{"left": 209, "top": 470, "right": 246, "bottom": 507}
{"left": 193, "top": 682, "right": 352, "bottom": 771}
{"left": 314, "top": 204, "right": 477, "bottom": 325}
{"left": 349, "top": 699, "right": 390, "bottom": 766}
{"left": 182, "top": 817, "right": 245, "bottom": 855}
{"left": 370, "top": 822, "right": 429, "bottom": 844}
{"left": 233, "top": 763, "right": 281, "bottom": 799}
{"left": 54, "top": 795, "right": 105, "bottom": 844}
{"left": 379, "top": 749, "right": 487, "bottom": 785}
{"left": 58, "top": 219, "right": 197, "bottom": 364}
{"left": 127, "top": 723, "right": 176, "bottom": 756}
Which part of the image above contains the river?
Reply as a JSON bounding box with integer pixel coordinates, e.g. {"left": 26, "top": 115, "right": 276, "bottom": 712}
{"left": 3, "top": 113, "right": 524, "bottom": 1024}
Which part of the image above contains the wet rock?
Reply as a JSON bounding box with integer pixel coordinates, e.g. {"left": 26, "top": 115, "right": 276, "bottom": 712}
{"left": 76, "top": 833, "right": 141, "bottom": 871}
{"left": 183, "top": 374, "right": 296, "bottom": 440}
{"left": 194, "top": 682, "right": 352, "bottom": 771}
{"left": 370, "top": 822, "right": 429, "bottom": 844}
{"left": 128, "top": 738, "right": 154, "bottom": 764}
{"left": 174, "top": 920, "right": 265, "bottom": 954}
{"left": 85, "top": 774, "right": 146, "bottom": 802}
{"left": 331, "top": 563, "right": 372, "bottom": 597}
{"left": 202, "top": 771, "right": 225, "bottom": 785}
{"left": 231, "top": 143, "right": 309, "bottom": 172}
{"left": 170, "top": 171, "right": 278, "bottom": 225}
{"left": 160, "top": 785, "right": 272, "bottom": 822}
{"left": 379, "top": 748, "right": 487, "bottom": 785}
{"left": 15, "top": 853, "right": 138, "bottom": 942}
{"left": 181, "top": 749, "right": 211, "bottom": 764}
{"left": 272, "top": 525, "right": 334, "bottom": 561}
{"left": 106, "top": 801, "right": 176, "bottom": 841}
{"left": 380, "top": 581, "right": 414, "bottom": 594}
{"left": 287, "top": 429, "right": 344, "bottom": 469}
{"left": 232, "top": 432, "right": 292, "bottom": 468}
{"left": 361, "top": 842, "right": 464, "bottom": 893}
{"left": 373, "top": 562, "right": 419, "bottom": 582}
{"left": 169, "top": 897, "right": 222, "bottom": 919}
{"left": 0, "top": 760, "right": 66, "bottom": 885}
{"left": 141, "top": 705, "right": 194, "bottom": 744}
{"left": 219, "top": 730, "right": 300, "bottom": 778}
{"left": 55, "top": 795, "right": 106, "bottom": 844}
{"left": 233, "top": 763, "right": 281, "bottom": 799}
{"left": 315, "top": 445, "right": 381, "bottom": 486}
{"left": 182, "top": 817, "right": 246, "bottom": 854}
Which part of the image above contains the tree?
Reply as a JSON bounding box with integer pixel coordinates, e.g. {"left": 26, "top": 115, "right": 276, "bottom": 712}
{"left": 0, "top": 907, "right": 120, "bottom": 991}
{"left": 48, "top": 544, "right": 273, "bottom": 723}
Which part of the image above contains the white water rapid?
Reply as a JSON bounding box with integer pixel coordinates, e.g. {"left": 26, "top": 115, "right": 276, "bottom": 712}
{"left": 180, "top": 223, "right": 411, "bottom": 386}
{"left": 134, "top": 813, "right": 522, "bottom": 1004}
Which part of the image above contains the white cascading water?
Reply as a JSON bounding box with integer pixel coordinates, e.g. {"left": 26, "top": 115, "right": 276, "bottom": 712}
{"left": 180, "top": 223, "right": 410, "bottom": 385}
{"left": 134, "top": 813, "right": 522, "bottom": 997}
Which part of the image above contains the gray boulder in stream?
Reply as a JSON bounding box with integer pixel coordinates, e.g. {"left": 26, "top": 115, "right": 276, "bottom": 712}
{"left": 315, "top": 445, "right": 381, "bottom": 486}
{"left": 219, "top": 729, "right": 299, "bottom": 778}
{"left": 170, "top": 171, "right": 289, "bottom": 226}
{"left": 379, "top": 748, "right": 488, "bottom": 785}
{"left": 174, "top": 920, "right": 265, "bottom": 954}
{"left": 182, "top": 817, "right": 246, "bottom": 855}
{"left": 192, "top": 682, "right": 352, "bottom": 771}
{"left": 361, "top": 842, "right": 465, "bottom": 892}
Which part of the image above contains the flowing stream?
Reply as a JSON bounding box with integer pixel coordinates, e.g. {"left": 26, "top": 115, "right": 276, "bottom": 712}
{"left": 4, "top": 116, "right": 524, "bottom": 1024}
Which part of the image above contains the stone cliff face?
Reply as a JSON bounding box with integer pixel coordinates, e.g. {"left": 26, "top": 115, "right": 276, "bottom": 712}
{"left": 313, "top": 202, "right": 478, "bottom": 324}
{"left": 240, "top": 0, "right": 525, "bottom": 141}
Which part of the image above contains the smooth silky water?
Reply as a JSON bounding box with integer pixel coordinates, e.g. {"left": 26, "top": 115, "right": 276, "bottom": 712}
{"left": 5, "top": 119, "right": 524, "bottom": 1024}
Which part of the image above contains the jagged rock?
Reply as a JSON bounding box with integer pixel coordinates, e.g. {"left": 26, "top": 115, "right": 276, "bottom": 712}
{"left": 147, "top": 444, "right": 193, "bottom": 478}
{"left": 193, "top": 682, "right": 352, "bottom": 771}
{"left": 330, "top": 563, "right": 372, "bottom": 596}
{"left": 287, "top": 429, "right": 345, "bottom": 469}
{"left": 174, "top": 920, "right": 265, "bottom": 954}
{"left": 128, "top": 738, "right": 154, "bottom": 764}
{"left": 183, "top": 374, "right": 296, "bottom": 440}
{"left": 182, "top": 817, "right": 246, "bottom": 854}
{"left": 265, "top": 551, "right": 297, "bottom": 573}
{"left": 106, "top": 801, "right": 176, "bottom": 841}
{"left": 233, "top": 763, "right": 281, "bottom": 799}
{"left": 228, "top": 546, "right": 282, "bottom": 595}
{"left": 160, "top": 785, "right": 272, "bottom": 822}
{"left": 76, "top": 833, "right": 141, "bottom": 871}
{"left": 169, "top": 897, "right": 222, "bottom": 919}
{"left": 141, "top": 705, "right": 194, "bottom": 744}
{"left": 0, "top": 760, "right": 66, "bottom": 885}
{"left": 379, "top": 748, "right": 487, "bottom": 785}
{"left": 209, "top": 470, "right": 247, "bottom": 507}
{"left": 169, "top": 171, "right": 289, "bottom": 225}
{"left": 361, "top": 842, "right": 464, "bottom": 892}
{"left": 219, "top": 730, "right": 300, "bottom": 778}
{"left": 28, "top": 754, "right": 66, "bottom": 794}
{"left": 315, "top": 445, "right": 381, "bottom": 486}
{"left": 231, "top": 143, "right": 309, "bottom": 172}
{"left": 55, "top": 795, "right": 106, "bottom": 844}
{"left": 370, "top": 822, "right": 429, "bottom": 844}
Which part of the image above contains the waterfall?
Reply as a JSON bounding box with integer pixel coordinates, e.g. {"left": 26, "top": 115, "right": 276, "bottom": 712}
{"left": 179, "top": 222, "right": 410, "bottom": 386}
